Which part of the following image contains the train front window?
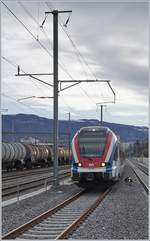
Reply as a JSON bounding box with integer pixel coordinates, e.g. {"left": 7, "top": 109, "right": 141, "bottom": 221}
{"left": 78, "top": 130, "right": 107, "bottom": 158}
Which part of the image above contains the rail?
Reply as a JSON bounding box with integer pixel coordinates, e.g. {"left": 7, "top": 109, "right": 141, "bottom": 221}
{"left": 2, "top": 187, "right": 112, "bottom": 239}
{"left": 128, "top": 160, "right": 148, "bottom": 194}
{"left": 2, "top": 165, "right": 70, "bottom": 181}
{"left": 2, "top": 171, "right": 70, "bottom": 199}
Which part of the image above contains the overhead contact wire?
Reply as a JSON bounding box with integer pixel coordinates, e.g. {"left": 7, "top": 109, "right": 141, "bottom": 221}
{"left": 3, "top": 1, "right": 97, "bottom": 107}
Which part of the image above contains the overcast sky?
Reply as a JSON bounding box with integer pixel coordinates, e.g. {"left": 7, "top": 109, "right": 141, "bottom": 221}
{"left": 1, "top": 1, "right": 149, "bottom": 126}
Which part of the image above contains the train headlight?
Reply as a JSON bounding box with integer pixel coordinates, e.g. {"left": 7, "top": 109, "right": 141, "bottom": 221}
{"left": 78, "top": 163, "right": 82, "bottom": 167}
{"left": 101, "top": 162, "right": 105, "bottom": 167}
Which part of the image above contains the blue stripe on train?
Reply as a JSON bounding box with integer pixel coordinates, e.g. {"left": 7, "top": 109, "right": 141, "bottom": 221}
{"left": 106, "top": 142, "right": 118, "bottom": 173}
{"left": 71, "top": 155, "right": 78, "bottom": 173}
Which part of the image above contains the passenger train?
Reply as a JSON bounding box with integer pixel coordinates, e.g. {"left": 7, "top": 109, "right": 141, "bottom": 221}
{"left": 71, "top": 126, "right": 125, "bottom": 183}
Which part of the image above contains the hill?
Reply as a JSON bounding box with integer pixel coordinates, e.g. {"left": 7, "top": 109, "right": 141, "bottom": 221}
{"left": 2, "top": 114, "right": 148, "bottom": 144}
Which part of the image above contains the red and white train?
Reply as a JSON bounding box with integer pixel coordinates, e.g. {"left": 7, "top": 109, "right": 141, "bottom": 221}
{"left": 71, "top": 126, "right": 125, "bottom": 183}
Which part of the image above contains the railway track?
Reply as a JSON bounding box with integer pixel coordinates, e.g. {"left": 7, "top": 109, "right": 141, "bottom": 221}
{"left": 135, "top": 163, "right": 148, "bottom": 176}
{"left": 2, "top": 170, "right": 70, "bottom": 199}
{"left": 2, "top": 186, "right": 112, "bottom": 239}
{"left": 134, "top": 165, "right": 148, "bottom": 193}
{"left": 2, "top": 165, "right": 70, "bottom": 181}
{"left": 132, "top": 169, "right": 148, "bottom": 194}
{"left": 129, "top": 160, "right": 148, "bottom": 194}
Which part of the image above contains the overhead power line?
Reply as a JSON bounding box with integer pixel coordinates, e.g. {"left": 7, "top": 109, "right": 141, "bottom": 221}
{"left": 2, "top": 1, "right": 98, "bottom": 106}
{"left": 60, "top": 22, "right": 97, "bottom": 80}
{"left": 45, "top": 2, "right": 106, "bottom": 105}
{"left": 2, "top": 55, "right": 77, "bottom": 115}
{"left": 18, "top": 1, "right": 53, "bottom": 49}
{"left": 1, "top": 1, "right": 53, "bottom": 58}
{"left": 2, "top": 1, "right": 72, "bottom": 79}
{"left": 46, "top": 2, "right": 98, "bottom": 80}
{"left": 60, "top": 95, "right": 76, "bottom": 114}
{"left": 2, "top": 1, "right": 85, "bottom": 89}
{"left": 17, "top": 96, "right": 53, "bottom": 102}
{"left": 46, "top": 2, "right": 116, "bottom": 104}
{"left": 45, "top": 2, "right": 90, "bottom": 79}
{"left": 2, "top": 1, "right": 110, "bottom": 107}
{"left": 2, "top": 93, "right": 47, "bottom": 116}
{"left": 2, "top": 56, "right": 50, "bottom": 90}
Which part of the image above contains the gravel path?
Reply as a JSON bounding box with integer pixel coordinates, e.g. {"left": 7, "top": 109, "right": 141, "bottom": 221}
{"left": 2, "top": 181, "right": 82, "bottom": 235}
{"left": 70, "top": 164, "right": 148, "bottom": 240}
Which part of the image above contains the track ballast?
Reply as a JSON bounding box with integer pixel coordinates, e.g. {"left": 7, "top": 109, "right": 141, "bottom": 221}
{"left": 2, "top": 186, "right": 112, "bottom": 239}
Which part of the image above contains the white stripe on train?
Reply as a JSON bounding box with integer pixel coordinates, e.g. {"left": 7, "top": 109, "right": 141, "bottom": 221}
{"left": 72, "top": 133, "right": 79, "bottom": 163}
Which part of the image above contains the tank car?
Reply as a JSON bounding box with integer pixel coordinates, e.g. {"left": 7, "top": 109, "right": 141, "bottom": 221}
{"left": 2, "top": 142, "right": 70, "bottom": 171}
{"left": 2, "top": 142, "right": 53, "bottom": 171}
{"left": 58, "top": 147, "right": 70, "bottom": 165}
{"left": 71, "top": 126, "right": 125, "bottom": 184}
{"left": 2, "top": 142, "right": 26, "bottom": 171}
{"left": 23, "top": 144, "right": 52, "bottom": 169}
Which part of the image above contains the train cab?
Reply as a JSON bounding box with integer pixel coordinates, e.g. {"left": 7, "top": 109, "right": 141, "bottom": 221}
{"left": 71, "top": 126, "right": 124, "bottom": 183}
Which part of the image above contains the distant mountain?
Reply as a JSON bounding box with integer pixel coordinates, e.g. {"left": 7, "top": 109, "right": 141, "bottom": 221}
{"left": 2, "top": 114, "right": 148, "bottom": 144}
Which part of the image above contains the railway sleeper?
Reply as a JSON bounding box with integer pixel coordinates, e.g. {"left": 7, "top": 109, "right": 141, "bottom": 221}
{"left": 23, "top": 229, "right": 61, "bottom": 235}
{"left": 40, "top": 220, "right": 73, "bottom": 224}
{"left": 48, "top": 217, "right": 76, "bottom": 221}
{"left": 53, "top": 213, "right": 80, "bottom": 217}
{"left": 32, "top": 226, "right": 67, "bottom": 231}
{"left": 19, "top": 234, "right": 57, "bottom": 239}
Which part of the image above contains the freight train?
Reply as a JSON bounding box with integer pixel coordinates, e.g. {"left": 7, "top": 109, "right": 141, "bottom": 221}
{"left": 2, "top": 142, "right": 69, "bottom": 171}
{"left": 71, "top": 126, "right": 125, "bottom": 184}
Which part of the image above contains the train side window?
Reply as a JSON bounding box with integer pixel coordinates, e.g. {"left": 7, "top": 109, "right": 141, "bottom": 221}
{"left": 114, "top": 147, "right": 118, "bottom": 161}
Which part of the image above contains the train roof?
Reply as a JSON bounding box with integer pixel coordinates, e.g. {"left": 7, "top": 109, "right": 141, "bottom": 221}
{"left": 78, "top": 126, "right": 111, "bottom": 132}
{"left": 75, "top": 126, "right": 119, "bottom": 142}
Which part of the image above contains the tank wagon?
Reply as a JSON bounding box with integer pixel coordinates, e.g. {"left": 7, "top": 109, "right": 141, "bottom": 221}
{"left": 71, "top": 126, "right": 125, "bottom": 184}
{"left": 2, "top": 142, "right": 69, "bottom": 171}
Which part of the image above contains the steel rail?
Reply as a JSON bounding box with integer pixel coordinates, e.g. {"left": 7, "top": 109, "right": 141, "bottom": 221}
{"left": 135, "top": 163, "right": 148, "bottom": 176}
{"left": 2, "top": 171, "right": 70, "bottom": 198}
{"left": 56, "top": 186, "right": 112, "bottom": 239}
{"left": 2, "top": 190, "right": 86, "bottom": 239}
{"left": 128, "top": 160, "right": 148, "bottom": 194}
{"left": 2, "top": 165, "right": 70, "bottom": 181}
{"left": 3, "top": 169, "right": 70, "bottom": 189}
{"left": 132, "top": 169, "right": 148, "bottom": 194}
{"left": 2, "top": 186, "right": 112, "bottom": 240}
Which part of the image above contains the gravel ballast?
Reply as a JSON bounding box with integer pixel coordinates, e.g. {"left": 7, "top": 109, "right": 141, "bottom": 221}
{"left": 70, "top": 164, "right": 148, "bottom": 240}
{"left": 2, "top": 164, "right": 148, "bottom": 239}
{"left": 2, "top": 181, "right": 82, "bottom": 235}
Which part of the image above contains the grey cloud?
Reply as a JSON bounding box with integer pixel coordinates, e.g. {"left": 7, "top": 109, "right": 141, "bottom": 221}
{"left": 2, "top": 1, "right": 148, "bottom": 125}
{"left": 45, "top": 2, "right": 149, "bottom": 95}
